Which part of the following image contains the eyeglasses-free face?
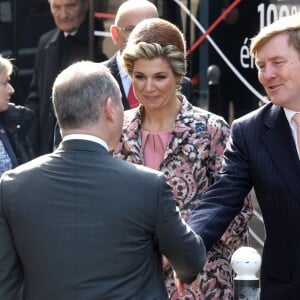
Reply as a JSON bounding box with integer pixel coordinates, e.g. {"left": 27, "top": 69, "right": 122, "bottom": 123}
{"left": 49, "top": 0, "right": 88, "bottom": 34}
{"left": 0, "top": 74, "right": 14, "bottom": 112}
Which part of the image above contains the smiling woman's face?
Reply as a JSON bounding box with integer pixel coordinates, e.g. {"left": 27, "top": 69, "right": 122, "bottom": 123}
{"left": 131, "top": 57, "right": 179, "bottom": 113}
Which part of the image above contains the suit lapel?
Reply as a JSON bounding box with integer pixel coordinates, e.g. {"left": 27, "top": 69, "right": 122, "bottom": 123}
{"left": 263, "top": 106, "right": 300, "bottom": 199}
{"left": 166, "top": 99, "right": 192, "bottom": 157}
{"left": 106, "top": 55, "right": 130, "bottom": 110}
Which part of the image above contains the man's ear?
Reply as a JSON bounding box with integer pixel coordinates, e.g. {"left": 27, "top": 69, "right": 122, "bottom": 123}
{"left": 110, "top": 25, "right": 119, "bottom": 47}
{"left": 103, "top": 98, "right": 115, "bottom": 122}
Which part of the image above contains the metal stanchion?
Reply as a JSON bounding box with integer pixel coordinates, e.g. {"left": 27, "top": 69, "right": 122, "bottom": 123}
{"left": 231, "top": 246, "right": 262, "bottom": 300}
{"left": 207, "top": 64, "right": 222, "bottom": 115}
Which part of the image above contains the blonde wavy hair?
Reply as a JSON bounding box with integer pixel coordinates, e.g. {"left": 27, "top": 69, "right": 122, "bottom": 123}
{"left": 0, "top": 54, "right": 13, "bottom": 79}
{"left": 121, "top": 18, "right": 187, "bottom": 84}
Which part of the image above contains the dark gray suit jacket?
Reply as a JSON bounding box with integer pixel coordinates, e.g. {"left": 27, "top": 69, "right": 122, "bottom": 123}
{"left": 0, "top": 139, "right": 205, "bottom": 300}
{"left": 188, "top": 102, "right": 300, "bottom": 299}
{"left": 102, "top": 53, "right": 196, "bottom": 109}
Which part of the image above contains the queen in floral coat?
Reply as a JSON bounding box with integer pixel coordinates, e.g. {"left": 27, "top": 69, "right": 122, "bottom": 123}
{"left": 114, "top": 96, "right": 253, "bottom": 299}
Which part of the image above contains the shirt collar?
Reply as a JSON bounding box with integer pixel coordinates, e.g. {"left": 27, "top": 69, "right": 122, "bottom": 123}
{"left": 117, "top": 51, "right": 131, "bottom": 81}
{"left": 63, "top": 134, "right": 109, "bottom": 151}
{"left": 284, "top": 107, "right": 298, "bottom": 124}
{"left": 63, "top": 30, "right": 77, "bottom": 37}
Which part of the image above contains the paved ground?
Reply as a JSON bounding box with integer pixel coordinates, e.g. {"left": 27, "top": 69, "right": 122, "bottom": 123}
{"left": 249, "top": 189, "right": 265, "bottom": 256}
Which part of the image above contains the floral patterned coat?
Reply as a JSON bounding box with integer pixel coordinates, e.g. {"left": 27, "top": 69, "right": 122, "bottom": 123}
{"left": 113, "top": 97, "right": 253, "bottom": 299}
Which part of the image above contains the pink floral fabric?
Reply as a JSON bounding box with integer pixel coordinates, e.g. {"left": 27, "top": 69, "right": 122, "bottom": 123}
{"left": 113, "top": 97, "right": 253, "bottom": 299}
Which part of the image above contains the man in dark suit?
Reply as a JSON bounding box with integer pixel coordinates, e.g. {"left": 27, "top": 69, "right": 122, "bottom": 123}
{"left": 102, "top": 0, "right": 195, "bottom": 110}
{"left": 0, "top": 61, "right": 205, "bottom": 300}
{"left": 174, "top": 13, "right": 300, "bottom": 299}
{"left": 25, "top": 0, "right": 106, "bottom": 156}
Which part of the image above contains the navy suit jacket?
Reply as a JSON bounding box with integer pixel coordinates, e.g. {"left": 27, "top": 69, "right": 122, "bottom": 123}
{"left": 0, "top": 139, "right": 205, "bottom": 300}
{"left": 102, "top": 53, "right": 196, "bottom": 109}
{"left": 188, "top": 102, "right": 300, "bottom": 299}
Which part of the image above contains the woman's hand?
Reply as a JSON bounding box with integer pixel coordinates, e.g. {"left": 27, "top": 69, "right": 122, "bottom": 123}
{"left": 173, "top": 271, "right": 187, "bottom": 297}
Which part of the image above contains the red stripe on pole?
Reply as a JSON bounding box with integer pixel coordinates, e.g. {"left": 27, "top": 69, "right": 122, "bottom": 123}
{"left": 186, "top": 0, "right": 241, "bottom": 56}
{"left": 94, "top": 12, "right": 116, "bottom": 20}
